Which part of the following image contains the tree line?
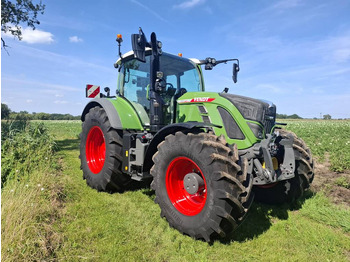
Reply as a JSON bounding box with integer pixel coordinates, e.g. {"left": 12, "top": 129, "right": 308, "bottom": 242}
{"left": 1, "top": 103, "right": 80, "bottom": 120}
{"left": 2, "top": 103, "right": 335, "bottom": 121}
{"left": 276, "top": 113, "right": 303, "bottom": 119}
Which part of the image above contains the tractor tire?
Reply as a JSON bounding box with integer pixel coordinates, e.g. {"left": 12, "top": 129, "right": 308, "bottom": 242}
{"left": 253, "top": 129, "right": 314, "bottom": 204}
{"left": 79, "top": 106, "right": 131, "bottom": 192}
{"left": 150, "top": 131, "right": 254, "bottom": 242}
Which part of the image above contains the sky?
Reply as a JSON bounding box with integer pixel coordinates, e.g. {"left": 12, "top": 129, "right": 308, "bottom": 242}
{"left": 1, "top": 0, "right": 350, "bottom": 118}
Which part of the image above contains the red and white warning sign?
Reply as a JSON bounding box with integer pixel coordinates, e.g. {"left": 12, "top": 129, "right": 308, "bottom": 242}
{"left": 86, "top": 84, "right": 100, "bottom": 98}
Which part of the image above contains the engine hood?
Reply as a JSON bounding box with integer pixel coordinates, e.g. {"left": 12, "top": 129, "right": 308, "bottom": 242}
{"left": 219, "top": 93, "right": 276, "bottom": 133}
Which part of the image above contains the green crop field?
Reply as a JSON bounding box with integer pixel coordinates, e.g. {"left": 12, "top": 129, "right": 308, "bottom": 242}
{"left": 2, "top": 119, "right": 350, "bottom": 261}
{"left": 282, "top": 119, "right": 350, "bottom": 172}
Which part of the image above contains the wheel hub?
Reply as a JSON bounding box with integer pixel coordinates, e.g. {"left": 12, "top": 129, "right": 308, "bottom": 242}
{"left": 166, "top": 156, "right": 207, "bottom": 216}
{"left": 183, "top": 173, "right": 205, "bottom": 195}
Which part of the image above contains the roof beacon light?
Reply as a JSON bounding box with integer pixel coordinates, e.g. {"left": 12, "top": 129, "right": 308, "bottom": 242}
{"left": 116, "top": 34, "right": 123, "bottom": 61}
{"left": 116, "top": 34, "right": 123, "bottom": 43}
{"left": 178, "top": 53, "right": 183, "bottom": 57}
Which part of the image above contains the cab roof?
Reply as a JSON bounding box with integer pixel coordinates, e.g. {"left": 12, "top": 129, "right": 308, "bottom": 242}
{"left": 115, "top": 49, "right": 201, "bottom": 66}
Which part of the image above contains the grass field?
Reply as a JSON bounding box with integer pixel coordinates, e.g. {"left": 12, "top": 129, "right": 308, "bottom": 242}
{"left": 2, "top": 119, "right": 350, "bottom": 261}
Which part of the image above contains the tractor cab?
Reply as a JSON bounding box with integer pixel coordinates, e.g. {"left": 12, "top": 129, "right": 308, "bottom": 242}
{"left": 116, "top": 50, "right": 204, "bottom": 126}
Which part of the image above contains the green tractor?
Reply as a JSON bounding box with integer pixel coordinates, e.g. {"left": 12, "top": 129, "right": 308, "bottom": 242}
{"left": 80, "top": 28, "right": 314, "bottom": 242}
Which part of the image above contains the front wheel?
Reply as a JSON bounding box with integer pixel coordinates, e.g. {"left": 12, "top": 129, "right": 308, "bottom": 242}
{"left": 151, "top": 131, "right": 253, "bottom": 242}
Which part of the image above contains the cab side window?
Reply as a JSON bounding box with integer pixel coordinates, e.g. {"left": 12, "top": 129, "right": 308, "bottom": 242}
{"left": 121, "top": 57, "right": 150, "bottom": 111}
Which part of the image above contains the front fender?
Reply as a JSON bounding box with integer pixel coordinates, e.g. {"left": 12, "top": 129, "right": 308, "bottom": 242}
{"left": 143, "top": 122, "right": 221, "bottom": 172}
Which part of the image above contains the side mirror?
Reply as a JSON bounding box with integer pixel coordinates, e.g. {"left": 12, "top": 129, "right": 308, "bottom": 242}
{"left": 232, "top": 63, "right": 240, "bottom": 83}
{"left": 131, "top": 29, "right": 147, "bottom": 62}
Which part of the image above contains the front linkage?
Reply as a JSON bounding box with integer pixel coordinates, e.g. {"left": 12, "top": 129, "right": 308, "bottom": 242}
{"left": 241, "top": 130, "right": 296, "bottom": 186}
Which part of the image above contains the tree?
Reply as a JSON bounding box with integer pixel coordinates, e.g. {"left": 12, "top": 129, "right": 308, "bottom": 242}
{"left": 35, "top": 112, "right": 50, "bottom": 120}
{"left": 1, "top": 103, "right": 11, "bottom": 119}
{"left": 287, "top": 114, "right": 302, "bottom": 119}
{"left": 1, "top": 0, "right": 45, "bottom": 48}
{"left": 276, "top": 113, "right": 287, "bottom": 119}
{"left": 323, "top": 114, "right": 332, "bottom": 120}
{"left": 276, "top": 113, "right": 303, "bottom": 119}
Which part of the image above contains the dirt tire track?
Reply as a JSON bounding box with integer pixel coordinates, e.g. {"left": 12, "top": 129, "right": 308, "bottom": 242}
{"left": 311, "top": 155, "right": 350, "bottom": 207}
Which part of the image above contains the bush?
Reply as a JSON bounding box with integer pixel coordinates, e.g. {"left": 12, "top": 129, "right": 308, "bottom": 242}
{"left": 1, "top": 120, "right": 57, "bottom": 187}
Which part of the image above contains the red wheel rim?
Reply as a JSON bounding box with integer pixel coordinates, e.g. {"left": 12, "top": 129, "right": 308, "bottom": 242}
{"left": 86, "top": 126, "right": 105, "bottom": 174}
{"left": 166, "top": 157, "right": 207, "bottom": 216}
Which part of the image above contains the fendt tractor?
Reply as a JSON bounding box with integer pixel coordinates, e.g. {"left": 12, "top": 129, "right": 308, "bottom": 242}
{"left": 80, "top": 28, "right": 314, "bottom": 242}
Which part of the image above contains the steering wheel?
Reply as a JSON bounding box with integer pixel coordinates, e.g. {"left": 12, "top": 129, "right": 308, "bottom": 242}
{"left": 166, "top": 83, "right": 174, "bottom": 89}
{"left": 165, "top": 83, "right": 176, "bottom": 96}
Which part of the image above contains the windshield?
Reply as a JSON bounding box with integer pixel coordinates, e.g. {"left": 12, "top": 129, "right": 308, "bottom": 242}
{"left": 160, "top": 53, "right": 202, "bottom": 93}
{"left": 118, "top": 53, "right": 202, "bottom": 106}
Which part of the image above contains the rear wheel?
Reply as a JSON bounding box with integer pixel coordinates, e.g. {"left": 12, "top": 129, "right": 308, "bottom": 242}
{"left": 151, "top": 131, "right": 253, "bottom": 241}
{"left": 80, "top": 106, "right": 131, "bottom": 192}
{"left": 254, "top": 129, "right": 314, "bottom": 204}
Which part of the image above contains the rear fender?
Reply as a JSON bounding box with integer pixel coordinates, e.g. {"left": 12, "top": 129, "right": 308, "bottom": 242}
{"left": 81, "top": 98, "right": 143, "bottom": 130}
{"left": 81, "top": 98, "right": 122, "bottom": 129}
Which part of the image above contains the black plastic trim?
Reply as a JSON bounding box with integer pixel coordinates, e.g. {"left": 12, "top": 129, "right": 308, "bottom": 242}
{"left": 217, "top": 107, "right": 245, "bottom": 140}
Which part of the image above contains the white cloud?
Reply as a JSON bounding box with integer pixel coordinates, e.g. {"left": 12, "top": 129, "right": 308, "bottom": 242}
{"left": 2, "top": 26, "right": 54, "bottom": 44}
{"left": 69, "top": 36, "right": 83, "bottom": 43}
{"left": 21, "top": 27, "right": 54, "bottom": 44}
{"left": 173, "top": 0, "right": 205, "bottom": 9}
{"left": 26, "top": 99, "right": 33, "bottom": 103}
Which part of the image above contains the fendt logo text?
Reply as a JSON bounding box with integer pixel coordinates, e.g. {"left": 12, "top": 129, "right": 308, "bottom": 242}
{"left": 178, "top": 97, "right": 215, "bottom": 103}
